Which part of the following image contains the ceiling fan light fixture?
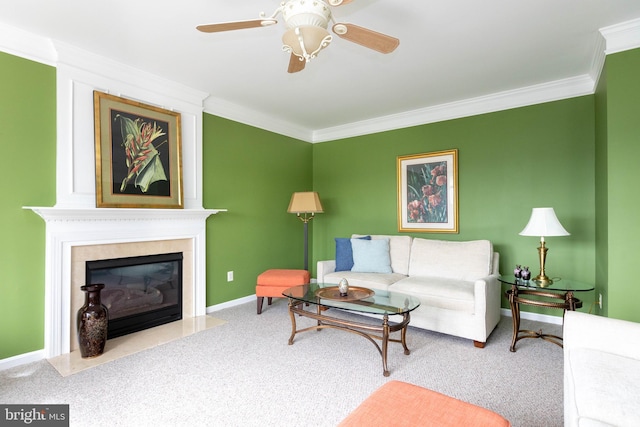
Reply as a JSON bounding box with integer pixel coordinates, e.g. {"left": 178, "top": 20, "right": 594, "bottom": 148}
{"left": 198, "top": 0, "right": 399, "bottom": 73}
{"left": 282, "top": 26, "right": 332, "bottom": 62}
{"left": 282, "top": 0, "right": 332, "bottom": 29}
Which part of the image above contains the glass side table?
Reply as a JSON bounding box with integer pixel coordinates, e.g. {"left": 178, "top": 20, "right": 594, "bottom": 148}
{"left": 498, "top": 276, "right": 595, "bottom": 352}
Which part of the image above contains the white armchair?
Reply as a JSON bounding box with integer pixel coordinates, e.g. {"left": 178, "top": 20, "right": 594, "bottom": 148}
{"left": 564, "top": 311, "right": 640, "bottom": 426}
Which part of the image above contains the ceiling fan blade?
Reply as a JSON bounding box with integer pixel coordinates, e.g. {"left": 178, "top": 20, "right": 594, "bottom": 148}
{"left": 288, "top": 54, "right": 306, "bottom": 73}
{"left": 332, "top": 23, "right": 399, "bottom": 54}
{"left": 196, "top": 19, "right": 277, "bottom": 33}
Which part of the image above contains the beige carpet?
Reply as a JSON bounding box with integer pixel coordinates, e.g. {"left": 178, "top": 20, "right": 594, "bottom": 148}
{"left": 1, "top": 300, "right": 563, "bottom": 426}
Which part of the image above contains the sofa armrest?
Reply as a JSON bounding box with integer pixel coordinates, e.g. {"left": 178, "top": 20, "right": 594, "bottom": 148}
{"left": 470, "top": 273, "right": 502, "bottom": 344}
{"left": 317, "top": 260, "right": 336, "bottom": 283}
{"left": 564, "top": 311, "right": 640, "bottom": 361}
{"left": 473, "top": 273, "right": 501, "bottom": 316}
{"left": 491, "top": 252, "right": 500, "bottom": 275}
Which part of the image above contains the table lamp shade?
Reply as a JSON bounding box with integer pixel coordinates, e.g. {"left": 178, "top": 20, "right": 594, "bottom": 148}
{"left": 519, "top": 208, "right": 570, "bottom": 237}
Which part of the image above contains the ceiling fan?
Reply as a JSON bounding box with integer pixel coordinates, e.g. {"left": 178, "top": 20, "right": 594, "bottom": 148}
{"left": 196, "top": 0, "right": 399, "bottom": 73}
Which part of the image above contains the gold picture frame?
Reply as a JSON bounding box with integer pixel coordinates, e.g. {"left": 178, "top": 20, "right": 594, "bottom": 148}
{"left": 94, "top": 91, "right": 183, "bottom": 208}
{"left": 397, "top": 149, "right": 458, "bottom": 233}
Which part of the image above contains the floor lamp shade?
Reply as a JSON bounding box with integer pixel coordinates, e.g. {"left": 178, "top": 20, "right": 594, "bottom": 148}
{"left": 287, "top": 192, "right": 324, "bottom": 215}
{"left": 288, "top": 192, "right": 323, "bottom": 271}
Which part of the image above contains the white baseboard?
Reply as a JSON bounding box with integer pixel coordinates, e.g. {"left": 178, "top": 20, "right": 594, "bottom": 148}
{"left": 0, "top": 349, "right": 45, "bottom": 372}
{"left": 501, "top": 308, "right": 563, "bottom": 325}
{"left": 206, "top": 294, "right": 256, "bottom": 313}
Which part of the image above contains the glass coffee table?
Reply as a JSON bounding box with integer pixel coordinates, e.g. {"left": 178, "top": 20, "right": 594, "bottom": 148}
{"left": 499, "top": 276, "right": 595, "bottom": 352}
{"left": 282, "top": 283, "right": 420, "bottom": 377}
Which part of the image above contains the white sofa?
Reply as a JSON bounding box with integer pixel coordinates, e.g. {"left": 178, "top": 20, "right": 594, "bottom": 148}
{"left": 564, "top": 311, "right": 640, "bottom": 426}
{"left": 317, "top": 235, "right": 501, "bottom": 347}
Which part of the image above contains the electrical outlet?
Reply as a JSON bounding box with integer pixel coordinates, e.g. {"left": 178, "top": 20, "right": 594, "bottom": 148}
{"left": 227, "top": 271, "right": 234, "bottom": 282}
{"left": 598, "top": 293, "right": 603, "bottom": 309}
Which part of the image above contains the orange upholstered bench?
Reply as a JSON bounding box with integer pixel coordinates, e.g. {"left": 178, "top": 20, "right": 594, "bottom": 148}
{"left": 339, "top": 380, "right": 511, "bottom": 427}
{"left": 256, "top": 269, "right": 310, "bottom": 314}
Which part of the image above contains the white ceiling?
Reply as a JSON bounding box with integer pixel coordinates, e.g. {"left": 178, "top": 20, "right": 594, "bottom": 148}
{"left": 1, "top": 0, "right": 640, "bottom": 142}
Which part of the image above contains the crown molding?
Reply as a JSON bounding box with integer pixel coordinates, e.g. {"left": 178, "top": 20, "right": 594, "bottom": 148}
{"left": 311, "top": 75, "right": 595, "bottom": 143}
{"left": 589, "top": 33, "right": 607, "bottom": 88}
{"left": 600, "top": 17, "right": 640, "bottom": 54}
{"left": 0, "top": 22, "right": 56, "bottom": 66}
{"left": 203, "top": 96, "right": 312, "bottom": 142}
{"left": 204, "top": 73, "right": 596, "bottom": 144}
{"left": 4, "top": 18, "right": 636, "bottom": 144}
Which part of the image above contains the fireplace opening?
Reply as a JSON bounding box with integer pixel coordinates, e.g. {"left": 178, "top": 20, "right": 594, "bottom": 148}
{"left": 86, "top": 252, "right": 183, "bottom": 340}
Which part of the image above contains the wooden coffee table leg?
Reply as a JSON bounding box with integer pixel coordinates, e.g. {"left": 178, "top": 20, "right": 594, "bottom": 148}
{"left": 287, "top": 299, "right": 297, "bottom": 345}
{"left": 382, "top": 314, "right": 390, "bottom": 377}
{"left": 401, "top": 313, "right": 411, "bottom": 355}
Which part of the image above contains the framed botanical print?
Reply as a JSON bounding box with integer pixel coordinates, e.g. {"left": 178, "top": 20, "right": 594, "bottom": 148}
{"left": 397, "top": 149, "right": 458, "bottom": 233}
{"left": 94, "top": 91, "right": 183, "bottom": 208}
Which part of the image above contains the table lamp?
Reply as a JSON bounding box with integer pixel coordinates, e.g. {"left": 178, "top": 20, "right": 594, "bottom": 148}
{"left": 519, "top": 207, "right": 570, "bottom": 286}
{"left": 288, "top": 192, "right": 323, "bottom": 271}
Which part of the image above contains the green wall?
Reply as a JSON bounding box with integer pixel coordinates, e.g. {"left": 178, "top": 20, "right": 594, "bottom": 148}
{"left": 4, "top": 45, "right": 640, "bottom": 362}
{"left": 202, "top": 115, "right": 312, "bottom": 305}
{"left": 602, "top": 48, "right": 640, "bottom": 322}
{"left": 0, "top": 52, "right": 56, "bottom": 359}
{"left": 312, "top": 97, "right": 597, "bottom": 316}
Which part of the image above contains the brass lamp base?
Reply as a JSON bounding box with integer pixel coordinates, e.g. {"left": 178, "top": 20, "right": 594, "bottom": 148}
{"left": 533, "top": 275, "right": 553, "bottom": 287}
{"left": 534, "top": 241, "right": 553, "bottom": 287}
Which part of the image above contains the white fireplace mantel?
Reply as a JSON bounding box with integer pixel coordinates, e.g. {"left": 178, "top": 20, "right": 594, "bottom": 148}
{"left": 25, "top": 206, "right": 226, "bottom": 358}
{"left": 25, "top": 207, "right": 226, "bottom": 223}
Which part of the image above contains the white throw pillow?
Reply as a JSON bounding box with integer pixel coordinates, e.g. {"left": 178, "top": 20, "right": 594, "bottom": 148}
{"left": 351, "top": 238, "right": 393, "bottom": 273}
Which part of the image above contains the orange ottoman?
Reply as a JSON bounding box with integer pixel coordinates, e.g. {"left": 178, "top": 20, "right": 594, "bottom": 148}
{"left": 339, "top": 381, "right": 511, "bottom": 427}
{"left": 256, "top": 269, "right": 310, "bottom": 314}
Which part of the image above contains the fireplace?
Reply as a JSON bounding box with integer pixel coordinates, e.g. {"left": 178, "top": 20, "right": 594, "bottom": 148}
{"left": 24, "top": 207, "right": 225, "bottom": 358}
{"left": 86, "top": 252, "right": 183, "bottom": 339}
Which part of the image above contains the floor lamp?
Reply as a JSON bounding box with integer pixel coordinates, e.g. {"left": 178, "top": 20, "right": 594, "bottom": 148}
{"left": 288, "top": 192, "right": 324, "bottom": 271}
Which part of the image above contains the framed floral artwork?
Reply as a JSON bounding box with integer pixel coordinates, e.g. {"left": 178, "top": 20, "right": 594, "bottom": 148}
{"left": 94, "top": 91, "right": 183, "bottom": 208}
{"left": 397, "top": 149, "right": 458, "bottom": 233}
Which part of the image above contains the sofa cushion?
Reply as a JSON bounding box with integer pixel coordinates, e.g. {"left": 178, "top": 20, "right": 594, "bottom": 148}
{"left": 393, "top": 276, "right": 475, "bottom": 313}
{"left": 353, "top": 234, "right": 412, "bottom": 275}
{"left": 408, "top": 238, "right": 493, "bottom": 280}
{"left": 323, "top": 271, "right": 407, "bottom": 292}
{"left": 351, "top": 238, "right": 393, "bottom": 273}
{"left": 335, "top": 236, "right": 371, "bottom": 272}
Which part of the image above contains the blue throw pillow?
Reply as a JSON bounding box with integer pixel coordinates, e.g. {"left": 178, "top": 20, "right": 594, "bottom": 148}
{"left": 335, "top": 236, "right": 371, "bottom": 271}
{"left": 351, "top": 238, "right": 393, "bottom": 274}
